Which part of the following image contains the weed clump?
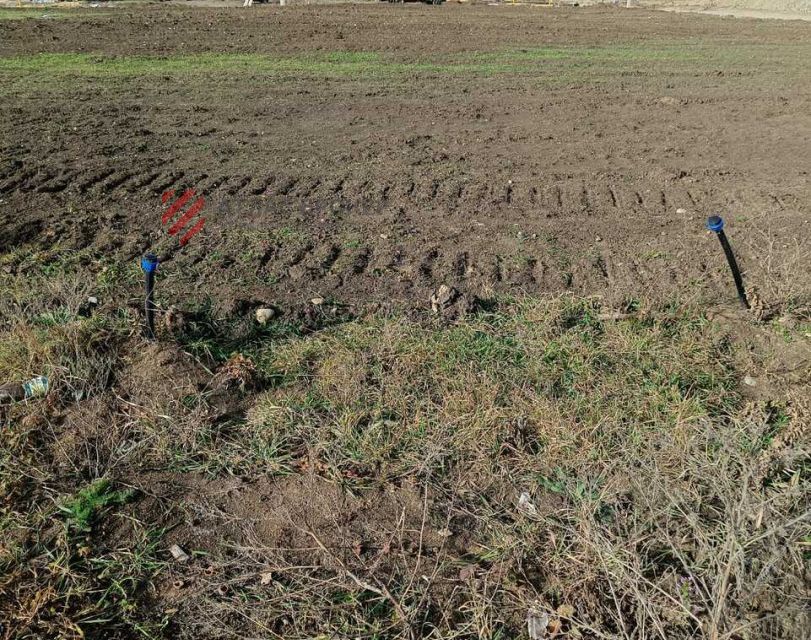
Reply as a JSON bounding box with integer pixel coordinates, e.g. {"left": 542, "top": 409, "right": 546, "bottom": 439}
{"left": 59, "top": 478, "right": 134, "bottom": 532}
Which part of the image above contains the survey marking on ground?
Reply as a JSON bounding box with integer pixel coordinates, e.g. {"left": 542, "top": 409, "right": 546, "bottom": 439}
{"left": 161, "top": 188, "right": 206, "bottom": 245}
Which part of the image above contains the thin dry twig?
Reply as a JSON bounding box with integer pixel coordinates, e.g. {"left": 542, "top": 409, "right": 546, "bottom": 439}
{"left": 302, "top": 525, "right": 416, "bottom": 640}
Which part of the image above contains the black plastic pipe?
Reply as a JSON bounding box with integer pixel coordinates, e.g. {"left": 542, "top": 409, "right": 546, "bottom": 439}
{"left": 141, "top": 253, "right": 159, "bottom": 338}
{"left": 706, "top": 215, "right": 749, "bottom": 309}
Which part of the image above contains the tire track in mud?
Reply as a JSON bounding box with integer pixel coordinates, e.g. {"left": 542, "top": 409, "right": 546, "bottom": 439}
{"left": 0, "top": 162, "right": 762, "bottom": 221}
{"left": 6, "top": 163, "right": 805, "bottom": 238}
{"left": 4, "top": 162, "right": 806, "bottom": 303}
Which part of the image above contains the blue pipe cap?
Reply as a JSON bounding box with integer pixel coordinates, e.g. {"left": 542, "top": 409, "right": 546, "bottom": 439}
{"left": 141, "top": 253, "right": 159, "bottom": 273}
{"left": 706, "top": 215, "right": 724, "bottom": 233}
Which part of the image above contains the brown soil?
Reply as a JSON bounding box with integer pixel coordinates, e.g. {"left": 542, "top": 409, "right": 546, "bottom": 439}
{"left": 1, "top": 4, "right": 810, "bottom": 319}
{"left": 2, "top": 9, "right": 811, "bottom": 630}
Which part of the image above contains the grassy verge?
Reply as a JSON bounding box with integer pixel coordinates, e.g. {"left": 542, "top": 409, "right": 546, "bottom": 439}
{"left": 0, "top": 8, "right": 80, "bottom": 21}
{"left": 1, "top": 42, "right": 808, "bottom": 81}
{"left": 0, "top": 250, "right": 808, "bottom": 638}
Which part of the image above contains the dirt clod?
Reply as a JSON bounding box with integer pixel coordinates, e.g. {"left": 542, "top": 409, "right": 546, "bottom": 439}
{"left": 430, "top": 284, "right": 458, "bottom": 313}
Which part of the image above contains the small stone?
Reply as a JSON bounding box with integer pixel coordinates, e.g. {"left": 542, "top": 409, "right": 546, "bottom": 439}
{"left": 259, "top": 571, "right": 274, "bottom": 585}
{"left": 255, "top": 308, "right": 275, "bottom": 325}
{"left": 595, "top": 235, "right": 602, "bottom": 242}
{"left": 87, "top": 296, "right": 99, "bottom": 306}
{"left": 743, "top": 376, "right": 758, "bottom": 387}
{"left": 169, "top": 544, "right": 190, "bottom": 562}
{"left": 676, "top": 208, "right": 687, "bottom": 215}
{"left": 311, "top": 297, "right": 325, "bottom": 306}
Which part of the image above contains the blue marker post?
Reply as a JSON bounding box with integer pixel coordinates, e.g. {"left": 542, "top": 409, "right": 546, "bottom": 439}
{"left": 141, "top": 253, "right": 159, "bottom": 339}
{"left": 706, "top": 216, "right": 749, "bottom": 309}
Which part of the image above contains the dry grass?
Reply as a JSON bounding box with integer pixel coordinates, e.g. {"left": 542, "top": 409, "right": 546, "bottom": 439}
{"left": 0, "top": 251, "right": 808, "bottom": 639}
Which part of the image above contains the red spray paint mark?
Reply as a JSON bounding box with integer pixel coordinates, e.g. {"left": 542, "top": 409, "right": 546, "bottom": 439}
{"left": 161, "top": 188, "right": 206, "bottom": 245}
{"left": 162, "top": 188, "right": 196, "bottom": 224}
{"left": 180, "top": 218, "right": 206, "bottom": 246}
{"left": 168, "top": 197, "right": 205, "bottom": 236}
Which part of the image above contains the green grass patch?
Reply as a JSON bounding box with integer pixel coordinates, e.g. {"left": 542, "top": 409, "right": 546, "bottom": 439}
{"left": 0, "top": 7, "right": 79, "bottom": 20}
{"left": 0, "top": 245, "right": 133, "bottom": 393}
{"left": 244, "top": 297, "right": 738, "bottom": 485}
{"left": 2, "top": 42, "right": 807, "bottom": 85}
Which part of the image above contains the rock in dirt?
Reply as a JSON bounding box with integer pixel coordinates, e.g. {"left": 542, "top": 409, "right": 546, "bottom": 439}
{"left": 430, "top": 284, "right": 458, "bottom": 313}
{"left": 169, "top": 544, "right": 190, "bottom": 562}
{"left": 255, "top": 308, "right": 275, "bottom": 325}
{"left": 311, "top": 297, "right": 325, "bottom": 306}
{"left": 743, "top": 375, "right": 758, "bottom": 387}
